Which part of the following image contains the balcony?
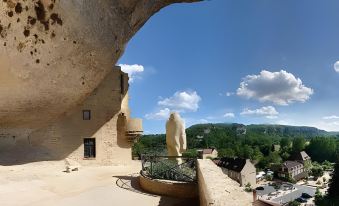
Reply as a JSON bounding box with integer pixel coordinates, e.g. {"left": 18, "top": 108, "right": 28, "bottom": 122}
{"left": 126, "top": 118, "right": 143, "bottom": 142}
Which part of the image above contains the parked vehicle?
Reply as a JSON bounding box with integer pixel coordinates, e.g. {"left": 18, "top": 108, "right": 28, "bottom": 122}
{"left": 256, "top": 186, "right": 264, "bottom": 190}
{"left": 295, "top": 197, "right": 307, "bottom": 203}
{"left": 301, "top": 193, "right": 313, "bottom": 199}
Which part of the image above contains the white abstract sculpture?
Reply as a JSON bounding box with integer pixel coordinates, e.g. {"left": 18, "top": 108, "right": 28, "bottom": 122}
{"left": 166, "top": 112, "right": 187, "bottom": 164}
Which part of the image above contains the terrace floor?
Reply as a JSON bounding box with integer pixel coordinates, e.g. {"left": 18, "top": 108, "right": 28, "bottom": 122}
{"left": 0, "top": 160, "right": 198, "bottom": 206}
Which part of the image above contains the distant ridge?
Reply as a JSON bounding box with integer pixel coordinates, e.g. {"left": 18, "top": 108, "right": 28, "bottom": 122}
{"left": 187, "top": 123, "right": 339, "bottom": 138}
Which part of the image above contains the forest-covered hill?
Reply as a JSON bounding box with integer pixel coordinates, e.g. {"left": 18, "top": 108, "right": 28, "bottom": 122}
{"left": 133, "top": 123, "right": 339, "bottom": 167}
{"left": 187, "top": 123, "right": 338, "bottom": 139}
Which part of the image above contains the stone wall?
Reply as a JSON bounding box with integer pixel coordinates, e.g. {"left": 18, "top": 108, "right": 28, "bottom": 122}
{"left": 240, "top": 159, "right": 256, "bottom": 187}
{"left": 197, "top": 159, "right": 252, "bottom": 206}
{"left": 139, "top": 173, "right": 198, "bottom": 198}
{"left": 0, "top": 67, "right": 137, "bottom": 166}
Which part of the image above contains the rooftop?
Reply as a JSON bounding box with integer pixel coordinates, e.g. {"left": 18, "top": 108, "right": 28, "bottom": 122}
{"left": 290, "top": 151, "right": 311, "bottom": 161}
{"left": 217, "top": 157, "right": 247, "bottom": 172}
{"left": 201, "top": 148, "right": 216, "bottom": 154}
{"left": 282, "top": 161, "right": 303, "bottom": 169}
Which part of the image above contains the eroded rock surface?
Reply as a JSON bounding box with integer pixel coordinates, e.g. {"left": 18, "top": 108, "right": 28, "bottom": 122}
{"left": 0, "top": 0, "right": 199, "bottom": 129}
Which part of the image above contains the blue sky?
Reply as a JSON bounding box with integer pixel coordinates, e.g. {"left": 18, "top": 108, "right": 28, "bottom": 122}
{"left": 118, "top": 0, "right": 339, "bottom": 134}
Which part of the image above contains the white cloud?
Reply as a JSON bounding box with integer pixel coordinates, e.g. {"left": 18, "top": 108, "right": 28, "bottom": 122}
{"left": 237, "top": 70, "right": 313, "bottom": 105}
{"left": 158, "top": 91, "right": 201, "bottom": 112}
{"left": 309, "top": 121, "right": 339, "bottom": 132}
{"left": 224, "top": 113, "right": 235, "bottom": 118}
{"left": 334, "top": 61, "right": 339, "bottom": 73}
{"left": 219, "top": 92, "right": 234, "bottom": 97}
{"left": 197, "top": 119, "right": 208, "bottom": 124}
{"left": 266, "top": 115, "right": 279, "bottom": 119}
{"left": 327, "top": 121, "right": 339, "bottom": 126}
{"left": 145, "top": 90, "right": 201, "bottom": 121}
{"left": 206, "top": 116, "right": 216, "bottom": 120}
{"left": 316, "top": 115, "right": 339, "bottom": 131}
{"left": 275, "top": 120, "right": 290, "bottom": 125}
{"left": 119, "top": 64, "right": 144, "bottom": 83}
{"left": 240, "top": 106, "right": 279, "bottom": 119}
{"left": 323, "top": 115, "right": 339, "bottom": 120}
{"left": 183, "top": 117, "right": 208, "bottom": 127}
{"left": 145, "top": 108, "right": 170, "bottom": 120}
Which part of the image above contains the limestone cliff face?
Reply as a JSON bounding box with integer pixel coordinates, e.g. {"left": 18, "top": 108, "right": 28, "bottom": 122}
{"left": 0, "top": 0, "right": 199, "bottom": 129}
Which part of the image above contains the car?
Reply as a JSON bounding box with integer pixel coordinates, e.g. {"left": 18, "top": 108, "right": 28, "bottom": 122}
{"left": 256, "top": 186, "right": 264, "bottom": 190}
{"left": 295, "top": 197, "right": 307, "bottom": 203}
{"left": 301, "top": 193, "right": 313, "bottom": 199}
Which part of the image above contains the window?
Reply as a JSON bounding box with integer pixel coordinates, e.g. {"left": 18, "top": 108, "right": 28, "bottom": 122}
{"left": 120, "top": 74, "right": 125, "bottom": 94}
{"left": 83, "top": 110, "right": 91, "bottom": 120}
{"left": 84, "top": 138, "right": 96, "bottom": 158}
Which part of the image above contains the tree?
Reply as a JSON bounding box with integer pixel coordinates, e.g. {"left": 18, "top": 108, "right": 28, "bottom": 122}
{"left": 281, "top": 151, "right": 290, "bottom": 161}
{"left": 251, "top": 147, "right": 263, "bottom": 161}
{"left": 328, "top": 156, "right": 339, "bottom": 198}
{"left": 314, "top": 187, "right": 324, "bottom": 205}
{"left": 280, "top": 137, "right": 292, "bottom": 149}
{"left": 132, "top": 141, "right": 145, "bottom": 158}
{"left": 322, "top": 160, "right": 333, "bottom": 170}
{"left": 218, "top": 148, "right": 235, "bottom": 158}
{"left": 260, "top": 144, "right": 271, "bottom": 156}
{"left": 242, "top": 145, "right": 254, "bottom": 159}
{"left": 292, "top": 137, "right": 306, "bottom": 153}
{"left": 306, "top": 137, "right": 337, "bottom": 162}
{"left": 311, "top": 166, "right": 324, "bottom": 179}
{"left": 257, "top": 152, "right": 282, "bottom": 169}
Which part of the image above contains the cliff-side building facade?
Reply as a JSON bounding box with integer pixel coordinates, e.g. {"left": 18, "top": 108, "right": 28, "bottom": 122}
{"left": 0, "top": 66, "right": 142, "bottom": 166}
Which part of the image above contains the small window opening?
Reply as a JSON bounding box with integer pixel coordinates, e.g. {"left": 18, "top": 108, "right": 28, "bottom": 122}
{"left": 83, "top": 110, "right": 91, "bottom": 120}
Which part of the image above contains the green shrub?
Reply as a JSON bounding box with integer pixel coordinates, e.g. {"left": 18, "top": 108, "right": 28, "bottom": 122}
{"left": 244, "top": 183, "right": 252, "bottom": 192}
{"left": 288, "top": 200, "right": 300, "bottom": 206}
{"left": 182, "top": 149, "right": 198, "bottom": 158}
{"left": 143, "top": 158, "right": 196, "bottom": 182}
{"left": 266, "top": 175, "right": 273, "bottom": 181}
{"left": 311, "top": 166, "right": 324, "bottom": 179}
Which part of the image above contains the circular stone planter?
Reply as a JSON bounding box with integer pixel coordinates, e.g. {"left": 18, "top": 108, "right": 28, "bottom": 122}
{"left": 139, "top": 172, "right": 198, "bottom": 198}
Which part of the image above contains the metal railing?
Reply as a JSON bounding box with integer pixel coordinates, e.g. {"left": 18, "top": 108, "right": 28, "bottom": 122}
{"left": 141, "top": 155, "right": 197, "bottom": 182}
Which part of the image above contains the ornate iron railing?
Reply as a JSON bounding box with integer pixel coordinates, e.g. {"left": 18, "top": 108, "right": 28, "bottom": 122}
{"left": 141, "top": 155, "right": 197, "bottom": 182}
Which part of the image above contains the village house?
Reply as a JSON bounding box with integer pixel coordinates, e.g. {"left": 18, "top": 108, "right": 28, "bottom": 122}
{"left": 215, "top": 157, "right": 256, "bottom": 187}
{"left": 198, "top": 148, "right": 218, "bottom": 159}
{"left": 277, "top": 151, "right": 311, "bottom": 181}
{"left": 277, "top": 161, "right": 307, "bottom": 181}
